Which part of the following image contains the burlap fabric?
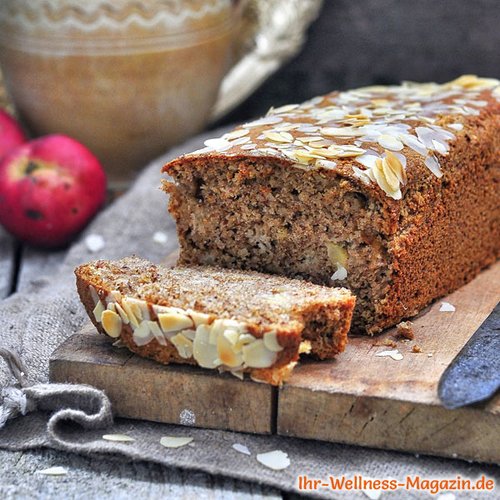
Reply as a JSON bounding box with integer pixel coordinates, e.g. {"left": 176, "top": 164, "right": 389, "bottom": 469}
{"left": 0, "top": 130, "right": 498, "bottom": 499}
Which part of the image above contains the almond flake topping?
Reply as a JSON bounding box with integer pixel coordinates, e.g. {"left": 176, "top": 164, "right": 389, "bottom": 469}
{"left": 371, "top": 151, "right": 406, "bottom": 200}
{"left": 264, "top": 131, "right": 294, "bottom": 143}
{"left": 224, "top": 128, "right": 249, "bottom": 140}
{"left": 191, "top": 76, "right": 498, "bottom": 199}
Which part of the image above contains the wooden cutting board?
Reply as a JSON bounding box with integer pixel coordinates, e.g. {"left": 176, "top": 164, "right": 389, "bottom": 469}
{"left": 49, "top": 260, "right": 500, "bottom": 464}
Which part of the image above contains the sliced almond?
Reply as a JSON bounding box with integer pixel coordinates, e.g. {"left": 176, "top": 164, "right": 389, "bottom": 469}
{"left": 375, "top": 349, "right": 404, "bottom": 361}
{"left": 101, "top": 310, "right": 122, "bottom": 338}
{"left": 233, "top": 333, "right": 257, "bottom": 353}
{"left": 102, "top": 434, "right": 135, "bottom": 442}
{"left": 445, "top": 74, "right": 499, "bottom": 90}
{"left": 89, "top": 285, "right": 99, "bottom": 304}
{"left": 121, "top": 298, "right": 141, "bottom": 327}
{"left": 229, "top": 369, "right": 245, "bottom": 380}
{"left": 187, "top": 310, "right": 212, "bottom": 327}
{"left": 224, "top": 128, "right": 249, "bottom": 140}
{"left": 439, "top": 301, "right": 456, "bottom": 312}
{"left": 217, "top": 334, "right": 244, "bottom": 368}
{"left": 159, "top": 436, "right": 193, "bottom": 448}
{"left": 209, "top": 319, "right": 225, "bottom": 345}
{"left": 242, "top": 340, "right": 277, "bottom": 368}
{"left": 132, "top": 321, "right": 154, "bottom": 347}
{"left": 424, "top": 154, "right": 443, "bottom": 178}
{"left": 263, "top": 331, "right": 284, "bottom": 352}
{"left": 170, "top": 333, "right": 193, "bottom": 359}
{"left": 158, "top": 312, "right": 193, "bottom": 333}
{"left": 331, "top": 264, "right": 348, "bottom": 281}
{"left": 263, "top": 131, "right": 293, "bottom": 143}
{"left": 378, "top": 158, "right": 399, "bottom": 191}
{"left": 256, "top": 450, "right": 290, "bottom": 470}
{"left": 270, "top": 103, "right": 299, "bottom": 114}
{"left": 129, "top": 297, "right": 150, "bottom": 320}
{"left": 110, "top": 290, "right": 122, "bottom": 302}
{"left": 329, "top": 145, "right": 365, "bottom": 157}
{"left": 232, "top": 443, "right": 251, "bottom": 455}
{"left": 114, "top": 302, "right": 130, "bottom": 325}
{"left": 93, "top": 300, "right": 105, "bottom": 323}
{"left": 372, "top": 158, "right": 402, "bottom": 200}
{"left": 148, "top": 320, "right": 167, "bottom": 346}
{"left": 377, "top": 134, "right": 404, "bottom": 151}
{"left": 36, "top": 466, "right": 68, "bottom": 476}
{"left": 223, "top": 329, "right": 240, "bottom": 346}
{"left": 321, "top": 127, "right": 364, "bottom": 137}
{"left": 182, "top": 329, "right": 197, "bottom": 341}
{"left": 384, "top": 151, "right": 407, "bottom": 185}
{"left": 193, "top": 325, "right": 219, "bottom": 368}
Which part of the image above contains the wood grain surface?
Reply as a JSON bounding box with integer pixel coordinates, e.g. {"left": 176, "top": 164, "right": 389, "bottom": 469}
{"left": 278, "top": 261, "right": 500, "bottom": 463}
{"left": 50, "top": 260, "right": 500, "bottom": 464}
{"left": 50, "top": 325, "right": 276, "bottom": 435}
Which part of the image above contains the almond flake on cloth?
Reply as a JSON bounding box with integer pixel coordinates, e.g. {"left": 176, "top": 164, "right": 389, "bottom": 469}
{"left": 102, "top": 434, "right": 135, "bottom": 442}
{"left": 85, "top": 233, "right": 105, "bottom": 252}
{"left": 436, "top": 493, "right": 456, "bottom": 500}
{"left": 232, "top": 443, "right": 251, "bottom": 455}
{"left": 439, "top": 302, "right": 456, "bottom": 312}
{"left": 160, "top": 436, "right": 193, "bottom": 448}
{"left": 375, "top": 349, "right": 404, "bottom": 361}
{"left": 152, "top": 231, "right": 168, "bottom": 245}
{"left": 362, "top": 489, "right": 383, "bottom": 500}
{"left": 36, "top": 466, "right": 68, "bottom": 476}
{"left": 256, "top": 450, "right": 290, "bottom": 470}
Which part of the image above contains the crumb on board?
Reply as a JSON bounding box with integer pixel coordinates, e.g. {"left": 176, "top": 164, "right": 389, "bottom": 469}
{"left": 372, "top": 338, "right": 397, "bottom": 348}
{"left": 396, "top": 321, "right": 415, "bottom": 340}
{"left": 412, "top": 344, "right": 423, "bottom": 353}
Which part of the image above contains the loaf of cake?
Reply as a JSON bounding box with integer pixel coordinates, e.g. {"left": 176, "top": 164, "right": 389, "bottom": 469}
{"left": 75, "top": 257, "right": 355, "bottom": 385}
{"left": 163, "top": 75, "right": 500, "bottom": 334}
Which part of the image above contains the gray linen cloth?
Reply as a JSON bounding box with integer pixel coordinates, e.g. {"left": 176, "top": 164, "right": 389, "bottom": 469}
{"left": 0, "top": 130, "right": 498, "bottom": 499}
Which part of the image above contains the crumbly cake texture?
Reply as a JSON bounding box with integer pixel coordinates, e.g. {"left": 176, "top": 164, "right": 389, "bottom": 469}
{"left": 75, "top": 257, "right": 355, "bottom": 385}
{"left": 163, "top": 75, "right": 500, "bottom": 333}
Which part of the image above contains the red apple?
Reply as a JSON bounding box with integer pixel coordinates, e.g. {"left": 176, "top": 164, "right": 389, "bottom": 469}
{"left": 0, "top": 134, "right": 107, "bottom": 248}
{"left": 0, "top": 109, "right": 27, "bottom": 160}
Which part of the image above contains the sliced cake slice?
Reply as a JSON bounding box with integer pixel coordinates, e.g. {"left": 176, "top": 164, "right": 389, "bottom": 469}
{"left": 75, "top": 256, "right": 355, "bottom": 385}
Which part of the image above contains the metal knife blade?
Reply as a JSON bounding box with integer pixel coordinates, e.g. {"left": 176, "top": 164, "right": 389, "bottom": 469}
{"left": 438, "top": 302, "right": 500, "bottom": 409}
